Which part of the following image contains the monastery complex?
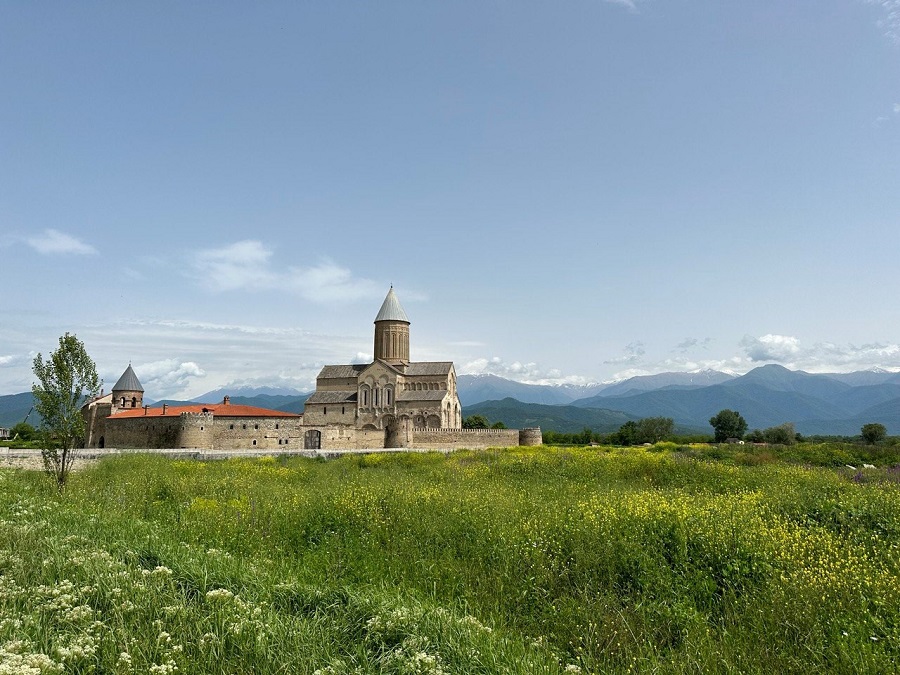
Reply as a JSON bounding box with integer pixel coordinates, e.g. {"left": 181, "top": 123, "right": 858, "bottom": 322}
{"left": 82, "top": 289, "right": 541, "bottom": 451}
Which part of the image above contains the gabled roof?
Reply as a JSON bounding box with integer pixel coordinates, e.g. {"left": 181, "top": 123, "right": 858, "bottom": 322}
{"left": 306, "top": 391, "right": 358, "bottom": 405}
{"left": 374, "top": 287, "right": 409, "bottom": 323}
{"left": 317, "top": 364, "right": 368, "bottom": 380}
{"left": 110, "top": 403, "right": 300, "bottom": 419}
{"left": 112, "top": 364, "right": 143, "bottom": 393}
{"left": 405, "top": 362, "right": 454, "bottom": 376}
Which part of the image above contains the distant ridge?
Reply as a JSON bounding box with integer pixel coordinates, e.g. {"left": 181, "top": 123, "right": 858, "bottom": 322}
{"left": 3, "top": 366, "right": 900, "bottom": 434}
{"left": 192, "top": 385, "right": 307, "bottom": 402}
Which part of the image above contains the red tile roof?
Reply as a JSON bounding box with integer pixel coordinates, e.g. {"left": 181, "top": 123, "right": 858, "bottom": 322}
{"left": 110, "top": 403, "right": 300, "bottom": 419}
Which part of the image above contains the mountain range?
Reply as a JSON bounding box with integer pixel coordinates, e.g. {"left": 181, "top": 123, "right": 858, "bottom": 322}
{"left": 2, "top": 365, "right": 898, "bottom": 436}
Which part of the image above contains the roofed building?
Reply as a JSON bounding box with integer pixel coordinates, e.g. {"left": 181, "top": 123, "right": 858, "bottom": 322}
{"left": 302, "top": 288, "right": 462, "bottom": 448}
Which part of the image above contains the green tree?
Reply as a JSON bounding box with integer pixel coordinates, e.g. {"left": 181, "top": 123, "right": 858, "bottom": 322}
{"left": 10, "top": 421, "right": 36, "bottom": 442}
{"left": 462, "top": 415, "right": 490, "bottom": 429}
{"left": 490, "top": 421, "right": 507, "bottom": 429}
{"left": 709, "top": 409, "right": 748, "bottom": 443}
{"left": 635, "top": 417, "right": 674, "bottom": 444}
{"left": 861, "top": 423, "right": 887, "bottom": 445}
{"left": 610, "top": 421, "right": 639, "bottom": 446}
{"left": 745, "top": 429, "right": 764, "bottom": 443}
{"left": 763, "top": 422, "right": 797, "bottom": 446}
{"left": 32, "top": 333, "right": 101, "bottom": 488}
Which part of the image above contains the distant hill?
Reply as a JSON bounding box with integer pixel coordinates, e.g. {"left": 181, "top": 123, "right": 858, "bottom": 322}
{"left": 192, "top": 385, "right": 307, "bottom": 402}
{"left": 150, "top": 393, "right": 311, "bottom": 414}
{"left": 464, "top": 398, "right": 636, "bottom": 434}
{"left": 464, "top": 398, "right": 708, "bottom": 435}
{"left": 0, "top": 392, "right": 38, "bottom": 428}
{"left": 456, "top": 374, "right": 607, "bottom": 406}
{"left": 593, "top": 370, "right": 736, "bottom": 398}
{"left": 572, "top": 365, "right": 900, "bottom": 434}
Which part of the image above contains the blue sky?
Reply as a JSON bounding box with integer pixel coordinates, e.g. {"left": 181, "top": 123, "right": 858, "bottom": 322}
{"left": 1, "top": 1, "right": 899, "bottom": 398}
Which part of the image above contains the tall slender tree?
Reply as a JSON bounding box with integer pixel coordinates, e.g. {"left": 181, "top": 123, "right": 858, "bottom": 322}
{"left": 32, "top": 333, "right": 101, "bottom": 487}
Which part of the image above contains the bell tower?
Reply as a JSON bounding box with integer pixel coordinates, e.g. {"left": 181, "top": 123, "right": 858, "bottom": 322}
{"left": 373, "top": 287, "right": 410, "bottom": 366}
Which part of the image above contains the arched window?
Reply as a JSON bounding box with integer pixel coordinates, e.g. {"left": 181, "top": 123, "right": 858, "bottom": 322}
{"left": 131, "top": 396, "right": 137, "bottom": 408}
{"left": 120, "top": 397, "right": 126, "bottom": 407}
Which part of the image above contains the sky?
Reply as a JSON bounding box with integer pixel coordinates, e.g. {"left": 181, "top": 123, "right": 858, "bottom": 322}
{"left": 1, "top": 1, "right": 899, "bottom": 399}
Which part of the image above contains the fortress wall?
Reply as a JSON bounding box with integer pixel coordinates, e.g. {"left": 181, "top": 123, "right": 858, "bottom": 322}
{"left": 212, "top": 417, "right": 305, "bottom": 450}
{"left": 107, "top": 416, "right": 182, "bottom": 449}
{"left": 316, "top": 426, "right": 385, "bottom": 450}
{"left": 410, "top": 428, "right": 521, "bottom": 449}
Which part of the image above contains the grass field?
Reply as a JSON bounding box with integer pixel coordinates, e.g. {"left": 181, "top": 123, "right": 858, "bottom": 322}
{"left": 1, "top": 445, "right": 899, "bottom": 673}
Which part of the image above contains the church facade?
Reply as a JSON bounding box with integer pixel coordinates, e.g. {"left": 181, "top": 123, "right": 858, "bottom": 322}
{"left": 83, "top": 289, "right": 540, "bottom": 451}
{"left": 302, "top": 288, "right": 463, "bottom": 448}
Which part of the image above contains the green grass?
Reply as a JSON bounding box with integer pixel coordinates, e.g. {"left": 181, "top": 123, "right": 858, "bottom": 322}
{"left": 1, "top": 446, "right": 899, "bottom": 673}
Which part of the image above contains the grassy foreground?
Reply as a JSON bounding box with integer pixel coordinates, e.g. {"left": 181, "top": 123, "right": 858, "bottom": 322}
{"left": 1, "top": 447, "right": 899, "bottom": 674}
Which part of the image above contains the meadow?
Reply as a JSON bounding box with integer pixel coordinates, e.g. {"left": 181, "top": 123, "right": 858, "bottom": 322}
{"left": 1, "top": 445, "right": 898, "bottom": 674}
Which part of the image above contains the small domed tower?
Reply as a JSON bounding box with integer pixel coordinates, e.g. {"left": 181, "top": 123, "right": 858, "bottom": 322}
{"left": 111, "top": 364, "right": 144, "bottom": 410}
{"left": 374, "top": 287, "right": 410, "bottom": 366}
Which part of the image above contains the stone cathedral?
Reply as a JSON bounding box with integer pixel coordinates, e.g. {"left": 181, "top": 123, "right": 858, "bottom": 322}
{"left": 303, "top": 287, "right": 463, "bottom": 448}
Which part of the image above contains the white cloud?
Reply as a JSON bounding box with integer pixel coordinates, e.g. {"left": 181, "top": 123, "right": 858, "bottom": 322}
{"left": 603, "top": 341, "right": 646, "bottom": 365}
{"left": 741, "top": 334, "right": 802, "bottom": 362}
{"left": 894, "top": 103, "right": 900, "bottom": 114}
{"left": 25, "top": 229, "right": 97, "bottom": 255}
{"left": 190, "top": 240, "right": 381, "bottom": 303}
{"left": 192, "top": 240, "right": 275, "bottom": 291}
{"left": 459, "top": 356, "right": 593, "bottom": 386}
{"left": 130, "top": 359, "right": 205, "bottom": 398}
{"left": 738, "top": 334, "right": 900, "bottom": 373}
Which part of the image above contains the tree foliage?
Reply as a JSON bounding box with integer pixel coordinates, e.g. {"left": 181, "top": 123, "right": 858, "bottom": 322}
{"left": 609, "top": 417, "right": 675, "bottom": 445}
{"left": 861, "top": 423, "right": 887, "bottom": 445}
{"left": 32, "top": 333, "right": 101, "bottom": 487}
{"left": 462, "top": 415, "right": 490, "bottom": 429}
{"left": 709, "top": 409, "right": 748, "bottom": 443}
{"left": 10, "top": 421, "right": 37, "bottom": 442}
{"left": 762, "top": 422, "right": 797, "bottom": 446}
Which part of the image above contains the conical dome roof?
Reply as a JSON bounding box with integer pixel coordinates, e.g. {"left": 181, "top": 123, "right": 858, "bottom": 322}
{"left": 112, "top": 364, "right": 143, "bottom": 392}
{"left": 374, "top": 287, "right": 409, "bottom": 323}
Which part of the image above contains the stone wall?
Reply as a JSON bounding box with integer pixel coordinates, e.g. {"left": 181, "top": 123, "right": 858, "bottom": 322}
{"left": 105, "top": 414, "right": 305, "bottom": 450}
{"left": 313, "top": 426, "right": 385, "bottom": 450}
{"left": 106, "top": 416, "right": 182, "bottom": 449}
{"left": 210, "top": 416, "right": 305, "bottom": 450}
{"left": 410, "top": 428, "right": 521, "bottom": 449}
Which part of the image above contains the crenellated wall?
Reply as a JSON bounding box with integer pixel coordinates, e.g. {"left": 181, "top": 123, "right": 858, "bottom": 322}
{"left": 410, "top": 427, "right": 522, "bottom": 449}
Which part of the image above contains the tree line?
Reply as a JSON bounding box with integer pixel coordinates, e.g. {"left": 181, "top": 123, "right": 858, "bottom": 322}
{"left": 539, "top": 411, "right": 893, "bottom": 447}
